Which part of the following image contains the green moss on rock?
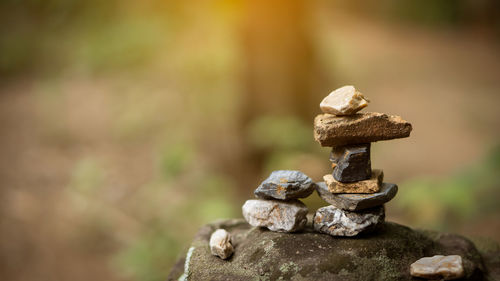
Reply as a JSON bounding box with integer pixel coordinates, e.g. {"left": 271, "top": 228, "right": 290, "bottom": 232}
{"left": 168, "top": 219, "right": 495, "bottom": 281}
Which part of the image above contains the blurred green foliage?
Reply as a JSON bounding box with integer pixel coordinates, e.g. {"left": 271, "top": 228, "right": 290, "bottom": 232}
{"left": 1, "top": 0, "right": 498, "bottom": 77}
{"left": 329, "top": 0, "right": 499, "bottom": 27}
{"left": 70, "top": 157, "right": 105, "bottom": 194}
{"left": 113, "top": 149, "right": 237, "bottom": 281}
{"left": 74, "top": 18, "right": 165, "bottom": 72}
{"left": 1, "top": 1, "right": 499, "bottom": 281}
{"left": 395, "top": 145, "right": 500, "bottom": 231}
{"left": 247, "top": 115, "right": 312, "bottom": 151}
{"left": 160, "top": 142, "right": 195, "bottom": 180}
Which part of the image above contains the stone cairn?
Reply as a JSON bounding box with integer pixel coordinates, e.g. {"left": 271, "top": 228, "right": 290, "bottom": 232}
{"left": 238, "top": 85, "right": 412, "bottom": 237}
{"left": 208, "top": 87, "right": 466, "bottom": 279}
{"left": 313, "top": 85, "right": 412, "bottom": 236}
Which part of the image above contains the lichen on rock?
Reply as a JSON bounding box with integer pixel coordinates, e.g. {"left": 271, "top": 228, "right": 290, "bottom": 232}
{"left": 167, "top": 219, "right": 492, "bottom": 281}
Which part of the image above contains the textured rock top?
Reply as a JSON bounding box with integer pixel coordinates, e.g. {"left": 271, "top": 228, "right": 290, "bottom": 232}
{"left": 254, "top": 170, "right": 316, "bottom": 200}
{"left": 314, "top": 112, "right": 412, "bottom": 147}
{"left": 320, "top": 85, "right": 369, "bottom": 115}
{"left": 168, "top": 219, "right": 491, "bottom": 281}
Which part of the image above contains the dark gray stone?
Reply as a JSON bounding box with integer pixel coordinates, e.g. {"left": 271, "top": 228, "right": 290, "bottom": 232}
{"left": 313, "top": 205, "right": 385, "bottom": 237}
{"left": 168, "top": 219, "right": 489, "bottom": 281}
{"left": 316, "top": 182, "right": 398, "bottom": 211}
{"left": 254, "top": 170, "right": 316, "bottom": 200}
{"left": 331, "top": 144, "right": 371, "bottom": 183}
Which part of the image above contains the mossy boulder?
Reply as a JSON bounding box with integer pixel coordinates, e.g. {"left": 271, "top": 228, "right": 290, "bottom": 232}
{"left": 168, "top": 219, "right": 497, "bottom": 281}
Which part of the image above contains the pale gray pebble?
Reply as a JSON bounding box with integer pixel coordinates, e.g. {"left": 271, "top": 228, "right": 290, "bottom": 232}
{"left": 410, "top": 255, "right": 465, "bottom": 280}
{"left": 209, "top": 229, "right": 234, "bottom": 260}
{"left": 242, "top": 199, "right": 308, "bottom": 232}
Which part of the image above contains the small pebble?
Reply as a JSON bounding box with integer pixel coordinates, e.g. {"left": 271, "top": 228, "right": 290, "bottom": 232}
{"left": 320, "top": 85, "right": 369, "bottom": 115}
{"left": 410, "top": 255, "right": 465, "bottom": 280}
{"left": 209, "top": 229, "right": 234, "bottom": 260}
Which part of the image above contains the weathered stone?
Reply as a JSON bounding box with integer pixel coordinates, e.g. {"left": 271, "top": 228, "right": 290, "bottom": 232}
{"left": 242, "top": 199, "right": 308, "bottom": 232}
{"left": 331, "top": 143, "right": 371, "bottom": 182}
{"left": 313, "top": 205, "right": 385, "bottom": 237}
{"left": 316, "top": 182, "right": 398, "bottom": 211}
{"left": 329, "top": 147, "right": 343, "bottom": 164}
{"left": 168, "top": 219, "right": 489, "bottom": 280}
{"left": 410, "top": 255, "right": 465, "bottom": 280}
{"left": 254, "top": 170, "right": 315, "bottom": 200}
{"left": 314, "top": 112, "right": 412, "bottom": 147}
{"left": 319, "top": 85, "right": 369, "bottom": 115}
{"left": 323, "top": 169, "right": 383, "bottom": 193}
{"left": 209, "top": 229, "right": 234, "bottom": 260}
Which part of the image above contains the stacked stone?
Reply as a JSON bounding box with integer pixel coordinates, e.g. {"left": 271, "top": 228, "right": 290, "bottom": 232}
{"left": 313, "top": 85, "right": 413, "bottom": 237}
{"left": 242, "top": 170, "right": 315, "bottom": 232}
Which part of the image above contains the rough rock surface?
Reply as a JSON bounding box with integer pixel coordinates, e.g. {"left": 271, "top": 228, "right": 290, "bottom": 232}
{"left": 210, "top": 229, "right": 234, "bottom": 260}
{"left": 313, "top": 205, "right": 385, "bottom": 236}
{"left": 254, "top": 170, "right": 315, "bottom": 200}
{"left": 331, "top": 143, "right": 371, "bottom": 183}
{"left": 316, "top": 182, "right": 398, "bottom": 211}
{"left": 314, "top": 112, "right": 412, "bottom": 147}
{"left": 324, "top": 169, "right": 383, "bottom": 193}
{"left": 319, "top": 85, "right": 369, "bottom": 115}
{"left": 242, "top": 199, "right": 308, "bottom": 232}
{"left": 168, "top": 219, "right": 491, "bottom": 281}
{"left": 410, "top": 255, "right": 465, "bottom": 280}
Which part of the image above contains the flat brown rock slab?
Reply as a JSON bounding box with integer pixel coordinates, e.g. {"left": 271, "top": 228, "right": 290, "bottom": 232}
{"left": 168, "top": 219, "right": 488, "bottom": 281}
{"left": 314, "top": 112, "right": 412, "bottom": 147}
{"left": 316, "top": 182, "right": 398, "bottom": 211}
{"left": 410, "top": 255, "right": 465, "bottom": 280}
{"left": 324, "top": 169, "right": 383, "bottom": 193}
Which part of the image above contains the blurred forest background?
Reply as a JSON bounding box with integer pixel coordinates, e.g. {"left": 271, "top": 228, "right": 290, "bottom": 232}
{"left": 1, "top": 0, "right": 499, "bottom": 280}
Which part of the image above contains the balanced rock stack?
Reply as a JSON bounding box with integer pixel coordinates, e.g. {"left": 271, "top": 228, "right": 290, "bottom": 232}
{"left": 169, "top": 86, "right": 497, "bottom": 280}
{"left": 313, "top": 85, "right": 412, "bottom": 237}
{"left": 242, "top": 170, "right": 315, "bottom": 232}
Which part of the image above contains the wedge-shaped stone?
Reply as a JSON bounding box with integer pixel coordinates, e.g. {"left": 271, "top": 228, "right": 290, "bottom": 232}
{"left": 323, "top": 169, "right": 383, "bottom": 193}
{"left": 314, "top": 112, "right": 412, "bottom": 147}
{"left": 313, "top": 205, "right": 384, "bottom": 236}
{"left": 320, "top": 85, "right": 369, "bottom": 115}
{"left": 254, "top": 170, "right": 315, "bottom": 200}
{"left": 316, "top": 182, "right": 397, "bottom": 211}
{"left": 331, "top": 143, "right": 371, "bottom": 183}
{"left": 242, "top": 199, "right": 308, "bottom": 232}
{"left": 410, "top": 255, "right": 465, "bottom": 280}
